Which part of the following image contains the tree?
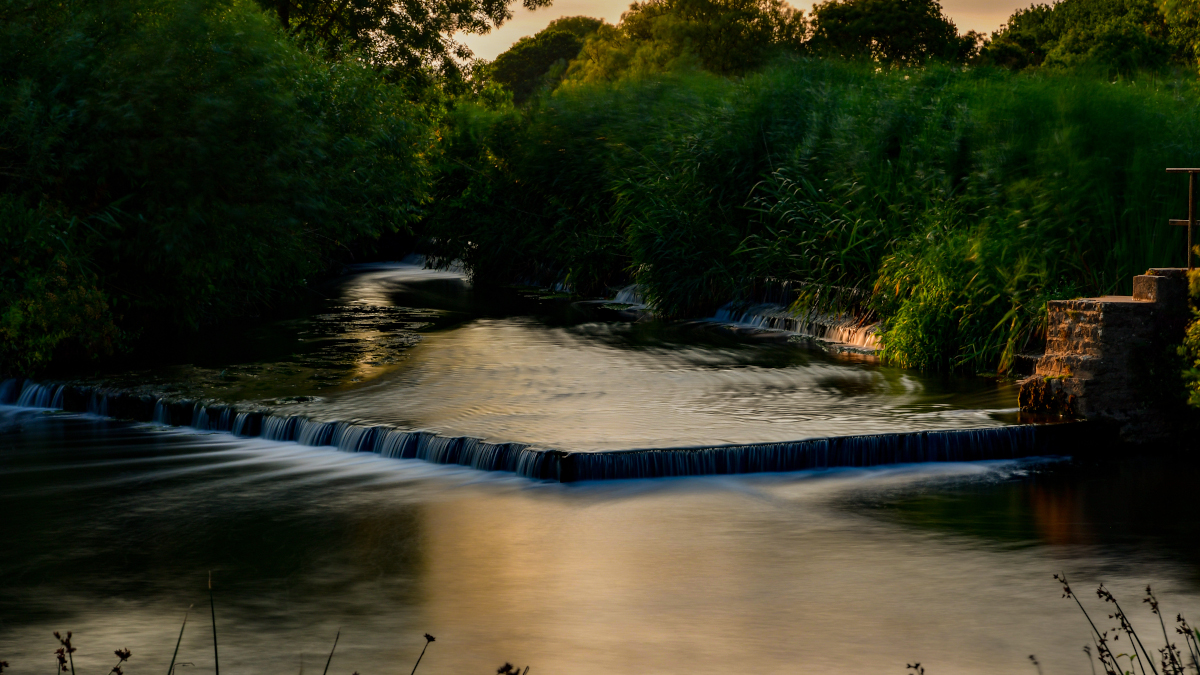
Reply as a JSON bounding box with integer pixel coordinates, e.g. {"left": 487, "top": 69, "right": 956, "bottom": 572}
{"left": 0, "top": 0, "right": 434, "bottom": 372}
{"left": 542, "top": 15, "right": 606, "bottom": 39}
{"left": 489, "top": 29, "right": 587, "bottom": 103}
{"left": 809, "top": 0, "right": 976, "bottom": 65}
{"left": 254, "top": 0, "right": 554, "bottom": 82}
{"left": 564, "top": 0, "right": 806, "bottom": 82}
{"left": 982, "top": 0, "right": 1186, "bottom": 73}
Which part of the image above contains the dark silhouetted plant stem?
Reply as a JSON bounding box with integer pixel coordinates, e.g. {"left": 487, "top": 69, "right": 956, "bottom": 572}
{"left": 208, "top": 572, "right": 219, "bottom": 675}
{"left": 1154, "top": 609, "right": 1178, "bottom": 672}
{"left": 321, "top": 631, "right": 339, "bottom": 675}
{"left": 1109, "top": 595, "right": 1158, "bottom": 675}
{"left": 409, "top": 642, "right": 430, "bottom": 675}
{"left": 1068, "top": 584, "right": 1106, "bottom": 644}
{"left": 1186, "top": 628, "right": 1200, "bottom": 670}
{"left": 168, "top": 607, "right": 191, "bottom": 675}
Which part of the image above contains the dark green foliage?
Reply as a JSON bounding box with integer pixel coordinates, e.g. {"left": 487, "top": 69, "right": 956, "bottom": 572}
{"left": 564, "top": 0, "right": 806, "bottom": 82}
{"left": 490, "top": 29, "right": 585, "bottom": 103}
{"left": 982, "top": 0, "right": 1186, "bottom": 73}
{"left": 429, "top": 60, "right": 1200, "bottom": 373}
{"left": 254, "top": 0, "right": 551, "bottom": 83}
{"left": 543, "top": 15, "right": 606, "bottom": 39}
{"left": 0, "top": 198, "right": 121, "bottom": 373}
{"left": 0, "top": 0, "right": 433, "bottom": 374}
{"left": 1181, "top": 268, "right": 1200, "bottom": 406}
{"left": 809, "top": 0, "right": 978, "bottom": 64}
{"left": 484, "top": 17, "right": 606, "bottom": 104}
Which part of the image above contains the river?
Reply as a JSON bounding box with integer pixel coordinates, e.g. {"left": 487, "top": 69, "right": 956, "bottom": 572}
{"left": 2, "top": 259, "right": 1197, "bottom": 675}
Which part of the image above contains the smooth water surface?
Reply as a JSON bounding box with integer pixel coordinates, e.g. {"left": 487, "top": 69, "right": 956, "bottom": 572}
{"left": 2, "top": 409, "right": 1198, "bottom": 675}
{"left": 80, "top": 260, "right": 1020, "bottom": 450}
{"left": 6, "top": 260, "right": 1196, "bottom": 675}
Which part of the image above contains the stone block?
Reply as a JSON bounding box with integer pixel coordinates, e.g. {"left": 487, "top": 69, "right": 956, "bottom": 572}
{"left": 1133, "top": 270, "right": 1188, "bottom": 307}
{"left": 1019, "top": 270, "right": 1191, "bottom": 442}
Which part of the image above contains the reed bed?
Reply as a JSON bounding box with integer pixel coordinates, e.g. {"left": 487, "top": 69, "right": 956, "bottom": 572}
{"left": 428, "top": 59, "right": 1200, "bottom": 373}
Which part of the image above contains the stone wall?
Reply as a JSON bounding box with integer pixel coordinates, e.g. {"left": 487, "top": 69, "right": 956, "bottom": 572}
{"left": 1018, "top": 268, "right": 1189, "bottom": 439}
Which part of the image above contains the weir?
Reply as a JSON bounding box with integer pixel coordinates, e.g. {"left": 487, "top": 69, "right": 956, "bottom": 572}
{"left": 2, "top": 379, "right": 1073, "bottom": 481}
{"left": 1017, "top": 268, "right": 1191, "bottom": 440}
{"left": 611, "top": 281, "right": 881, "bottom": 353}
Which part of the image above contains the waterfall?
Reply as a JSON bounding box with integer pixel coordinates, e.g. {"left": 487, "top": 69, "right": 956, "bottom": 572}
{"left": 613, "top": 284, "right": 645, "bottom": 306}
{"left": 712, "top": 303, "right": 880, "bottom": 349}
{"left": 606, "top": 282, "right": 878, "bottom": 349}
{"left": 2, "top": 378, "right": 1069, "bottom": 482}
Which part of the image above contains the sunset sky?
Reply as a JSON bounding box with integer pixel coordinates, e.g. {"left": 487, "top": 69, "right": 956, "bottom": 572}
{"left": 460, "top": 0, "right": 1030, "bottom": 59}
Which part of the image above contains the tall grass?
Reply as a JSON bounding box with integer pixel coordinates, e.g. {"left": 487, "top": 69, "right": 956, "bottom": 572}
{"left": 428, "top": 58, "right": 1200, "bottom": 373}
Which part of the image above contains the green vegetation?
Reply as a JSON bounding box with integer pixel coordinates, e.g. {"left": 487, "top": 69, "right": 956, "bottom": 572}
{"left": 252, "top": 0, "right": 551, "bottom": 85}
{"left": 0, "top": 0, "right": 437, "bottom": 374}
{"left": 6, "top": 0, "right": 1200, "bottom": 393}
{"left": 982, "top": 0, "right": 1198, "bottom": 73}
{"left": 809, "top": 0, "right": 979, "bottom": 64}
{"left": 430, "top": 62, "right": 1200, "bottom": 371}
{"left": 486, "top": 17, "right": 604, "bottom": 103}
{"left": 564, "top": 0, "right": 806, "bottom": 81}
{"left": 1181, "top": 269, "right": 1200, "bottom": 405}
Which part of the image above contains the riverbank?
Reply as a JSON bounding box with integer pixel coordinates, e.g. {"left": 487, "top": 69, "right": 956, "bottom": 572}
{"left": 425, "top": 59, "right": 1200, "bottom": 376}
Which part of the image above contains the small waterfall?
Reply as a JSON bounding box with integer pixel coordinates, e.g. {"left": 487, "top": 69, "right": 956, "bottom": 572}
{"left": 606, "top": 282, "right": 878, "bottom": 349}
{"left": 712, "top": 303, "right": 880, "bottom": 349}
{"left": 1, "top": 378, "right": 1071, "bottom": 482}
{"left": 16, "top": 381, "right": 64, "bottom": 408}
{"left": 262, "top": 414, "right": 301, "bottom": 442}
{"left": 613, "top": 284, "right": 645, "bottom": 306}
{"left": 712, "top": 278, "right": 879, "bottom": 348}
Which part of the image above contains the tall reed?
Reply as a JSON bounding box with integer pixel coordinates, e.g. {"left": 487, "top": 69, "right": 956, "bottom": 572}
{"left": 429, "top": 59, "right": 1200, "bottom": 374}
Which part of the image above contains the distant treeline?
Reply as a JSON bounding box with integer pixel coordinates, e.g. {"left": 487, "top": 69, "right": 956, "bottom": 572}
{"left": 4, "top": 0, "right": 1200, "bottom": 382}
{"left": 481, "top": 0, "right": 1200, "bottom": 103}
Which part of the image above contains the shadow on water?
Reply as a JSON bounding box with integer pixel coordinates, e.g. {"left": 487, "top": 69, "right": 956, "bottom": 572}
{"left": 3, "top": 405, "right": 1200, "bottom": 675}
{"left": 850, "top": 456, "right": 1200, "bottom": 578}
{"left": 0, "top": 414, "right": 427, "bottom": 627}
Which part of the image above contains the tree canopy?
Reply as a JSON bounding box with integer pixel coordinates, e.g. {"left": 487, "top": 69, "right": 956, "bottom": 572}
{"left": 981, "top": 0, "right": 1187, "bottom": 72}
{"left": 0, "top": 0, "right": 433, "bottom": 372}
{"left": 808, "top": 0, "right": 978, "bottom": 64}
{"left": 561, "top": 0, "right": 806, "bottom": 83}
{"left": 254, "top": 0, "right": 553, "bottom": 81}
{"left": 488, "top": 19, "right": 604, "bottom": 102}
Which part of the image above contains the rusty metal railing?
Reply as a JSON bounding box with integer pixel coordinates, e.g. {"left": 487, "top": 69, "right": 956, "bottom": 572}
{"left": 1166, "top": 168, "right": 1199, "bottom": 270}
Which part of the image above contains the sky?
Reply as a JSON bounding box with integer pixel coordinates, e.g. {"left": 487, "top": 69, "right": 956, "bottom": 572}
{"left": 458, "top": 0, "right": 1032, "bottom": 60}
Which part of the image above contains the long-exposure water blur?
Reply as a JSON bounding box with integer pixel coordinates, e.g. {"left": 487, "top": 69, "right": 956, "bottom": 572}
{"left": 3, "top": 261, "right": 1198, "bottom": 675}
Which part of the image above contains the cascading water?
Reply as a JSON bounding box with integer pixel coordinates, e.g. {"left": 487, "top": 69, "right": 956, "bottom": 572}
{"left": 608, "top": 281, "right": 880, "bottom": 349}
{"left": 613, "top": 284, "right": 646, "bottom": 307}
{"left": 1, "top": 378, "right": 1072, "bottom": 482}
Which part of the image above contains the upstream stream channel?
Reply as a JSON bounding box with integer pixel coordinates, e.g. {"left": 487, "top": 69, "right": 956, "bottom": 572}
{"left": 2, "top": 259, "right": 1199, "bottom": 675}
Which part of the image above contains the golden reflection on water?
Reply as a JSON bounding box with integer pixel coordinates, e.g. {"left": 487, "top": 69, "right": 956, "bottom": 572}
{"left": 1029, "top": 485, "right": 1092, "bottom": 547}
{"left": 303, "top": 318, "right": 1019, "bottom": 450}
{"left": 405, "top": 474, "right": 1159, "bottom": 675}
{"left": 3, "top": 417, "right": 1198, "bottom": 675}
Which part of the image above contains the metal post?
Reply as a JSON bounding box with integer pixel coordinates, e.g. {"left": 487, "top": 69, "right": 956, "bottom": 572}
{"left": 1190, "top": 172, "right": 1195, "bottom": 270}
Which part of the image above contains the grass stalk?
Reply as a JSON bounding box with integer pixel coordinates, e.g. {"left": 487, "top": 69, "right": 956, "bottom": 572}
{"left": 167, "top": 607, "right": 192, "bottom": 675}
{"left": 208, "top": 572, "right": 219, "bottom": 675}
{"left": 1102, "top": 589, "right": 1157, "bottom": 675}
{"left": 409, "top": 634, "right": 435, "bottom": 675}
{"left": 321, "top": 631, "right": 339, "bottom": 675}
